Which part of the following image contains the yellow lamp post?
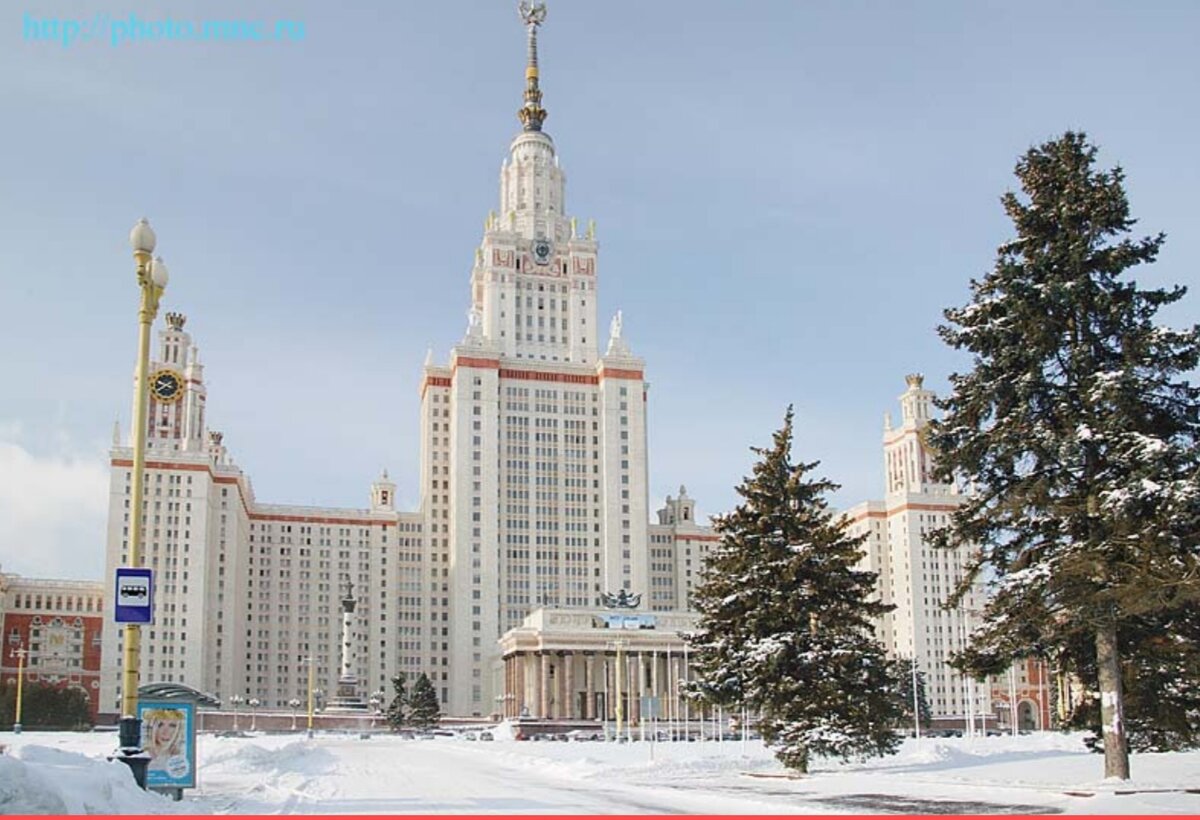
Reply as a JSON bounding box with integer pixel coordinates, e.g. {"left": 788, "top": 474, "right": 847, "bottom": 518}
{"left": 115, "top": 217, "right": 169, "bottom": 789}
{"left": 608, "top": 640, "right": 627, "bottom": 741}
{"left": 10, "top": 645, "right": 27, "bottom": 734}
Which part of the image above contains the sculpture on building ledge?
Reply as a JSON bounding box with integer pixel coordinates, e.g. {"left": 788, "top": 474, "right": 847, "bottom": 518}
{"left": 464, "top": 306, "right": 484, "bottom": 345}
{"left": 605, "top": 310, "right": 630, "bottom": 356}
{"left": 601, "top": 589, "right": 642, "bottom": 610}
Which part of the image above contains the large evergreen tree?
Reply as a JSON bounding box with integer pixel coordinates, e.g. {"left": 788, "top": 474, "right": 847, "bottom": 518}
{"left": 929, "top": 132, "right": 1200, "bottom": 779}
{"left": 686, "top": 409, "right": 903, "bottom": 772}
{"left": 386, "top": 672, "right": 408, "bottom": 731}
{"left": 407, "top": 673, "right": 442, "bottom": 730}
{"left": 1063, "top": 603, "right": 1200, "bottom": 752}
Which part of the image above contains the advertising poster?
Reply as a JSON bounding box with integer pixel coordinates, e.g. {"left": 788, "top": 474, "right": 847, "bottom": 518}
{"left": 138, "top": 699, "right": 196, "bottom": 789}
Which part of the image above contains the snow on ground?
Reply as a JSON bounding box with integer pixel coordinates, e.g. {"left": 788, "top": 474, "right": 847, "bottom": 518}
{"left": 2, "top": 728, "right": 1199, "bottom": 814}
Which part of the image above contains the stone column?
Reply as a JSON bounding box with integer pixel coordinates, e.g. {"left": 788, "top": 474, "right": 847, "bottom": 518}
{"left": 635, "top": 652, "right": 645, "bottom": 725}
{"left": 603, "top": 654, "right": 613, "bottom": 720}
{"left": 651, "top": 650, "right": 659, "bottom": 720}
{"left": 528, "top": 652, "right": 539, "bottom": 719}
{"left": 564, "top": 652, "right": 576, "bottom": 720}
{"left": 502, "top": 656, "right": 510, "bottom": 718}
{"left": 540, "top": 652, "right": 550, "bottom": 718}
{"left": 585, "top": 652, "right": 596, "bottom": 720}
{"left": 516, "top": 653, "right": 525, "bottom": 720}
{"left": 508, "top": 656, "right": 516, "bottom": 718}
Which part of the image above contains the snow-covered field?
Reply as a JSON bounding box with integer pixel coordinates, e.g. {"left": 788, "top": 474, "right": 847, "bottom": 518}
{"left": 2, "top": 726, "right": 1198, "bottom": 814}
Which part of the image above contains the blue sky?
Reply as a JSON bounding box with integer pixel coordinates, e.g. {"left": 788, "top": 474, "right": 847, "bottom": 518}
{"left": 2, "top": 0, "right": 1198, "bottom": 580}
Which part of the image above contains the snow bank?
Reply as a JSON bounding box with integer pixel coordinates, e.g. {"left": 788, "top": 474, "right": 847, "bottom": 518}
{"left": 0, "top": 745, "right": 178, "bottom": 814}
{"left": 201, "top": 737, "right": 336, "bottom": 776}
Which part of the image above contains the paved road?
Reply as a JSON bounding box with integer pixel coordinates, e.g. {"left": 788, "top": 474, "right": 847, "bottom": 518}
{"left": 190, "top": 737, "right": 1062, "bottom": 815}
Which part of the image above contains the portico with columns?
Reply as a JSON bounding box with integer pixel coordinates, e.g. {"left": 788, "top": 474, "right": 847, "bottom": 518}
{"left": 496, "top": 607, "right": 702, "bottom": 723}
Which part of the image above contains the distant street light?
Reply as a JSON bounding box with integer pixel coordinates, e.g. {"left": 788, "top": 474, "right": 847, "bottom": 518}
{"left": 230, "top": 694, "right": 245, "bottom": 731}
{"left": 249, "top": 697, "right": 261, "bottom": 731}
{"left": 289, "top": 698, "right": 302, "bottom": 731}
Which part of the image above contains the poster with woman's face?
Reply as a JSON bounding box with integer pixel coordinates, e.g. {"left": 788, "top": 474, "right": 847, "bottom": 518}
{"left": 138, "top": 700, "right": 196, "bottom": 788}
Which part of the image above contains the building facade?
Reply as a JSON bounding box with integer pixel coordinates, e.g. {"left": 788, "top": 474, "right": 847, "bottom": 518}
{"left": 498, "top": 606, "right": 699, "bottom": 724}
{"left": 989, "top": 658, "right": 1053, "bottom": 732}
{"left": 844, "top": 375, "right": 990, "bottom": 724}
{"left": 0, "top": 569, "right": 104, "bottom": 719}
{"left": 100, "top": 11, "right": 714, "bottom": 720}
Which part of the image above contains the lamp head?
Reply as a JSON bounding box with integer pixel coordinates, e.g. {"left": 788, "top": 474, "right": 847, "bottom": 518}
{"left": 129, "top": 218, "right": 157, "bottom": 254}
{"left": 150, "top": 256, "right": 169, "bottom": 289}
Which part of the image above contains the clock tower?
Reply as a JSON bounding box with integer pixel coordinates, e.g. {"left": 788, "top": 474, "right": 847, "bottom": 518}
{"left": 469, "top": 3, "right": 599, "bottom": 365}
{"left": 142, "top": 312, "right": 207, "bottom": 454}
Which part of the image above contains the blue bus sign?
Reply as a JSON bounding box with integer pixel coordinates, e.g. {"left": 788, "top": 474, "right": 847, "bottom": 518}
{"left": 114, "top": 567, "right": 153, "bottom": 624}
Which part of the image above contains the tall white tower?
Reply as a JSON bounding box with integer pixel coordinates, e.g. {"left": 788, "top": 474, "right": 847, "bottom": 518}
{"left": 421, "top": 3, "right": 651, "bottom": 715}
{"left": 846, "top": 375, "right": 988, "bottom": 726}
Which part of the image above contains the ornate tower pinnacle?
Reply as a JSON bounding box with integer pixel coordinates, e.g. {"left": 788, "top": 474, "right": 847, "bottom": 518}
{"left": 517, "top": 2, "right": 548, "bottom": 132}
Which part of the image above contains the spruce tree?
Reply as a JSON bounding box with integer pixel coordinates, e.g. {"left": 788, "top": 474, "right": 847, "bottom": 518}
{"left": 686, "top": 408, "right": 903, "bottom": 772}
{"left": 1063, "top": 603, "right": 1200, "bottom": 752}
{"left": 929, "top": 132, "right": 1200, "bottom": 779}
{"left": 408, "top": 673, "right": 442, "bottom": 730}
{"left": 386, "top": 672, "right": 408, "bottom": 731}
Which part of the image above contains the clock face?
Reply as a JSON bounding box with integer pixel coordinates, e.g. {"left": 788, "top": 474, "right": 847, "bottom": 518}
{"left": 532, "top": 239, "right": 553, "bottom": 265}
{"left": 151, "top": 369, "right": 184, "bottom": 403}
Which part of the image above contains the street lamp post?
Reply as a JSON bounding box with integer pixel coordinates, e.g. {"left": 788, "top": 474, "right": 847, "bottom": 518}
{"left": 249, "top": 698, "right": 260, "bottom": 731}
{"left": 607, "top": 640, "right": 627, "bottom": 742}
{"left": 115, "top": 218, "right": 169, "bottom": 789}
{"left": 230, "top": 694, "right": 244, "bottom": 731}
{"left": 289, "top": 698, "right": 301, "bottom": 731}
{"left": 9, "top": 645, "right": 27, "bottom": 734}
{"left": 304, "top": 656, "right": 316, "bottom": 738}
{"left": 369, "top": 690, "right": 384, "bottom": 729}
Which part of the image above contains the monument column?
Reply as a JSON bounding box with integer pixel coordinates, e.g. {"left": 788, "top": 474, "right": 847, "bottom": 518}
{"left": 540, "top": 652, "right": 550, "bottom": 718}
{"left": 328, "top": 580, "right": 364, "bottom": 710}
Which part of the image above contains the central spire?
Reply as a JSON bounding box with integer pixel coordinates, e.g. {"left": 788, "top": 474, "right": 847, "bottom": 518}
{"left": 517, "top": 2, "right": 548, "bottom": 132}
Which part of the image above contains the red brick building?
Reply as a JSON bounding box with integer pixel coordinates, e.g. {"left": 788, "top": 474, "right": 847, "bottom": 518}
{"left": 0, "top": 570, "right": 104, "bottom": 720}
{"left": 990, "top": 658, "right": 1053, "bottom": 731}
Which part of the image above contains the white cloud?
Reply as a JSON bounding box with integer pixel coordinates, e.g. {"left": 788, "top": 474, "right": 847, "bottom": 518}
{"left": 0, "top": 438, "right": 109, "bottom": 581}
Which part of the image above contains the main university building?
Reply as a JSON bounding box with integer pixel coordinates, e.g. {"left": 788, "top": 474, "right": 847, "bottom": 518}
{"left": 100, "top": 9, "right": 719, "bottom": 719}
{"left": 99, "top": 8, "right": 1003, "bottom": 726}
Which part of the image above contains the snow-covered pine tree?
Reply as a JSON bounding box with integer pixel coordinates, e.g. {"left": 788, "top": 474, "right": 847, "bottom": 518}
{"left": 408, "top": 673, "right": 442, "bottom": 730}
{"left": 1063, "top": 602, "right": 1200, "bottom": 752}
{"left": 686, "top": 408, "right": 903, "bottom": 772}
{"left": 386, "top": 672, "right": 408, "bottom": 731}
{"left": 929, "top": 131, "right": 1200, "bottom": 779}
